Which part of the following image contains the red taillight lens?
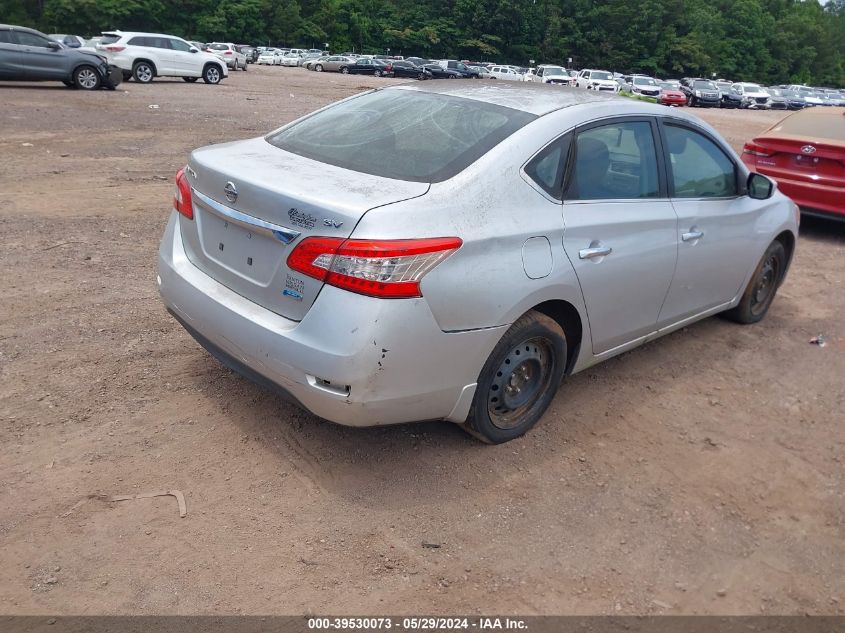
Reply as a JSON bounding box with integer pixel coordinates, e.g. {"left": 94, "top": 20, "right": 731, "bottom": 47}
{"left": 287, "top": 237, "right": 462, "bottom": 299}
{"left": 224, "top": 51, "right": 232, "bottom": 55}
{"left": 100, "top": 45, "right": 125, "bottom": 52}
{"left": 743, "top": 141, "right": 774, "bottom": 157}
{"left": 173, "top": 168, "right": 193, "bottom": 220}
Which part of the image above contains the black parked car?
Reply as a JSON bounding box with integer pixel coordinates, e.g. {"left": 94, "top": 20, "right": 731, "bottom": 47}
{"left": 680, "top": 77, "right": 721, "bottom": 107}
{"left": 237, "top": 45, "right": 256, "bottom": 63}
{"left": 423, "top": 63, "right": 461, "bottom": 79}
{"left": 347, "top": 57, "right": 394, "bottom": 77}
{"left": 391, "top": 60, "right": 432, "bottom": 80}
{"left": 0, "top": 24, "right": 121, "bottom": 90}
{"left": 716, "top": 81, "right": 741, "bottom": 108}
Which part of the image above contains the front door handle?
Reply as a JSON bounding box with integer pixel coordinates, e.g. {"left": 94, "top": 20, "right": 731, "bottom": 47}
{"left": 579, "top": 245, "right": 612, "bottom": 259}
{"left": 682, "top": 230, "right": 704, "bottom": 242}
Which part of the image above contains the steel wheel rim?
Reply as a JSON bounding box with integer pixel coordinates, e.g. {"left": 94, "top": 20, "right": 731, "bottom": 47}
{"left": 78, "top": 69, "right": 97, "bottom": 88}
{"left": 751, "top": 253, "right": 780, "bottom": 316}
{"left": 488, "top": 337, "right": 555, "bottom": 430}
{"left": 137, "top": 65, "right": 152, "bottom": 82}
{"left": 207, "top": 68, "right": 220, "bottom": 83}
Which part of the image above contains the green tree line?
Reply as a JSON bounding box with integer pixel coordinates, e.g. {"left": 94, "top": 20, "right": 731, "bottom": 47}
{"left": 3, "top": 0, "right": 844, "bottom": 85}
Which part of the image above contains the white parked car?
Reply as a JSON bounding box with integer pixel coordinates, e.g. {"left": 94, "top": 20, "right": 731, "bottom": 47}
{"left": 279, "top": 52, "right": 301, "bottom": 67}
{"left": 257, "top": 49, "right": 281, "bottom": 65}
{"left": 48, "top": 34, "right": 86, "bottom": 48}
{"left": 489, "top": 65, "right": 523, "bottom": 81}
{"left": 96, "top": 31, "right": 228, "bottom": 84}
{"left": 576, "top": 69, "right": 618, "bottom": 92}
{"left": 531, "top": 65, "right": 573, "bottom": 86}
{"left": 207, "top": 42, "right": 247, "bottom": 70}
{"left": 732, "top": 83, "right": 772, "bottom": 109}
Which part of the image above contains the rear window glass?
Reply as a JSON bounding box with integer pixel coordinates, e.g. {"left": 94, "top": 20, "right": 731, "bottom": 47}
{"left": 208, "top": 43, "right": 229, "bottom": 51}
{"left": 266, "top": 89, "right": 536, "bottom": 183}
{"left": 99, "top": 34, "right": 121, "bottom": 45}
{"left": 770, "top": 112, "right": 845, "bottom": 141}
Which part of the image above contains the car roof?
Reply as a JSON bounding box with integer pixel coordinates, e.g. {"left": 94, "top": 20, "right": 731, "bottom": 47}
{"left": 103, "top": 31, "right": 185, "bottom": 39}
{"left": 0, "top": 24, "right": 42, "bottom": 35}
{"left": 394, "top": 81, "right": 625, "bottom": 116}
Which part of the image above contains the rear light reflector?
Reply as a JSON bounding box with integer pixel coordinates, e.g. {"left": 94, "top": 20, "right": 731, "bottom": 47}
{"left": 743, "top": 141, "right": 774, "bottom": 157}
{"left": 173, "top": 168, "right": 193, "bottom": 220}
{"left": 287, "top": 237, "right": 462, "bottom": 299}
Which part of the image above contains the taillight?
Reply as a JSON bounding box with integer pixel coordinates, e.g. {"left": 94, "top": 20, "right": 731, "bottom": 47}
{"left": 100, "top": 45, "right": 125, "bottom": 52}
{"left": 173, "top": 168, "right": 193, "bottom": 220}
{"left": 743, "top": 141, "right": 774, "bottom": 157}
{"left": 224, "top": 51, "right": 232, "bottom": 55}
{"left": 287, "top": 237, "right": 462, "bottom": 299}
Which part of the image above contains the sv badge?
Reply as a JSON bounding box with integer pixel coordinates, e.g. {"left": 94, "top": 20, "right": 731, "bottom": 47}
{"left": 323, "top": 218, "right": 344, "bottom": 229}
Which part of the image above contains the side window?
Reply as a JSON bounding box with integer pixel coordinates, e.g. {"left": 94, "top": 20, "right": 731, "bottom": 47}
{"left": 14, "top": 31, "right": 52, "bottom": 47}
{"left": 152, "top": 37, "right": 170, "bottom": 49}
{"left": 664, "top": 125, "right": 737, "bottom": 198}
{"left": 170, "top": 39, "right": 191, "bottom": 52}
{"left": 128, "top": 36, "right": 147, "bottom": 46}
{"left": 567, "top": 121, "right": 660, "bottom": 201}
{"left": 0, "top": 30, "right": 14, "bottom": 44}
{"left": 525, "top": 135, "right": 571, "bottom": 199}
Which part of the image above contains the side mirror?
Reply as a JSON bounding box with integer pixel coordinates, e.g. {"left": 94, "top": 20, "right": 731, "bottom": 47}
{"left": 47, "top": 40, "right": 61, "bottom": 50}
{"left": 748, "top": 172, "right": 774, "bottom": 200}
{"left": 190, "top": 47, "right": 198, "bottom": 53}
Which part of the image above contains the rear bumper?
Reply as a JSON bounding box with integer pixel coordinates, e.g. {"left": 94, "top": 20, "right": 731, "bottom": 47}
{"left": 743, "top": 160, "right": 845, "bottom": 218}
{"left": 158, "top": 212, "right": 505, "bottom": 426}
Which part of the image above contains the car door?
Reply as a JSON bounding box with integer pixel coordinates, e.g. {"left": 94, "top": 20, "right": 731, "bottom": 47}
{"left": 0, "top": 28, "right": 23, "bottom": 79}
{"left": 167, "top": 37, "right": 196, "bottom": 74}
{"left": 656, "top": 121, "right": 760, "bottom": 325}
{"left": 147, "top": 36, "right": 176, "bottom": 74}
{"left": 561, "top": 117, "right": 678, "bottom": 354}
{"left": 12, "top": 30, "right": 67, "bottom": 80}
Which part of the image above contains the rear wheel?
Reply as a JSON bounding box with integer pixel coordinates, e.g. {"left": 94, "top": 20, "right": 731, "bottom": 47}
{"left": 241, "top": 60, "right": 247, "bottom": 71}
{"left": 73, "top": 65, "right": 101, "bottom": 90}
{"left": 463, "top": 311, "right": 567, "bottom": 444}
{"left": 373, "top": 69, "right": 381, "bottom": 77}
{"left": 203, "top": 64, "right": 222, "bottom": 84}
{"left": 315, "top": 64, "right": 323, "bottom": 72}
{"left": 417, "top": 72, "right": 424, "bottom": 80}
{"left": 132, "top": 61, "right": 154, "bottom": 83}
{"left": 340, "top": 66, "right": 349, "bottom": 74}
{"left": 724, "top": 241, "right": 786, "bottom": 324}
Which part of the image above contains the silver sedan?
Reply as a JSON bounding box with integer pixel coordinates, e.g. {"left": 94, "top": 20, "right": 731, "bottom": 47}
{"left": 158, "top": 82, "right": 798, "bottom": 443}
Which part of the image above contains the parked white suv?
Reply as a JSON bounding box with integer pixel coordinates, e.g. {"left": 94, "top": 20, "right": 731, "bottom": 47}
{"left": 575, "top": 69, "right": 618, "bottom": 91}
{"left": 206, "top": 42, "right": 247, "bottom": 71}
{"left": 96, "top": 31, "right": 228, "bottom": 84}
{"left": 531, "top": 65, "right": 573, "bottom": 85}
{"left": 488, "top": 65, "right": 523, "bottom": 81}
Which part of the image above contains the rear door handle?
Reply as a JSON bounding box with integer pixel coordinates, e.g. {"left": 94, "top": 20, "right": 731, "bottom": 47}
{"left": 579, "top": 246, "right": 612, "bottom": 259}
{"left": 682, "top": 230, "right": 704, "bottom": 242}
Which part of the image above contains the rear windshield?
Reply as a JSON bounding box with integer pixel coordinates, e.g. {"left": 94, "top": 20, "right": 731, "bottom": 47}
{"left": 770, "top": 112, "right": 845, "bottom": 141}
{"left": 99, "top": 34, "right": 121, "bottom": 45}
{"left": 266, "top": 89, "right": 536, "bottom": 182}
{"left": 208, "top": 43, "right": 229, "bottom": 51}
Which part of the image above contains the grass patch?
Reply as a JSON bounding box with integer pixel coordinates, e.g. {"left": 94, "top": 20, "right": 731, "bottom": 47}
{"left": 618, "top": 92, "right": 659, "bottom": 104}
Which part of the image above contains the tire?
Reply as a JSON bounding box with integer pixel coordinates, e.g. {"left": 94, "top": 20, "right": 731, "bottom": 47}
{"left": 723, "top": 241, "right": 787, "bottom": 324}
{"left": 242, "top": 60, "right": 247, "bottom": 71}
{"left": 417, "top": 72, "right": 424, "bottom": 80}
{"left": 182, "top": 76, "right": 199, "bottom": 82}
{"left": 463, "top": 310, "right": 567, "bottom": 444}
{"left": 203, "top": 64, "right": 222, "bottom": 84}
{"left": 132, "top": 61, "right": 154, "bottom": 84}
{"left": 315, "top": 64, "right": 323, "bottom": 72}
{"left": 340, "top": 66, "right": 349, "bottom": 74}
{"left": 73, "top": 65, "right": 101, "bottom": 90}
{"left": 373, "top": 70, "right": 381, "bottom": 77}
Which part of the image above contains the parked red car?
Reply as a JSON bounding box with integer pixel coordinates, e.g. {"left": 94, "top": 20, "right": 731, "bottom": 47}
{"left": 657, "top": 82, "right": 686, "bottom": 106}
{"left": 742, "top": 107, "right": 845, "bottom": 220}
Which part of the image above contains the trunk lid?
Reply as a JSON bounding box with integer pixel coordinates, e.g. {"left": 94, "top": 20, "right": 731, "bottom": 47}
{"left": 179, "top": 137, "right": 429, "bottom": 321}
{"left": 752, "top": 135, "right": 845, "bottom": 186}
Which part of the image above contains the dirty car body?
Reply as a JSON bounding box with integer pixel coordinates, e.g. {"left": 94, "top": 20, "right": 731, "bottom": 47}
{"left": 159, "top": 82, "right": 798, "bottom": 443}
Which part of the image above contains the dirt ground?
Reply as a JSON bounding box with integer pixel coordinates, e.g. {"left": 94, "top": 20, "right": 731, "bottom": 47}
{"left": 1, "top": 67, "right": 843, "bottom": 616}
